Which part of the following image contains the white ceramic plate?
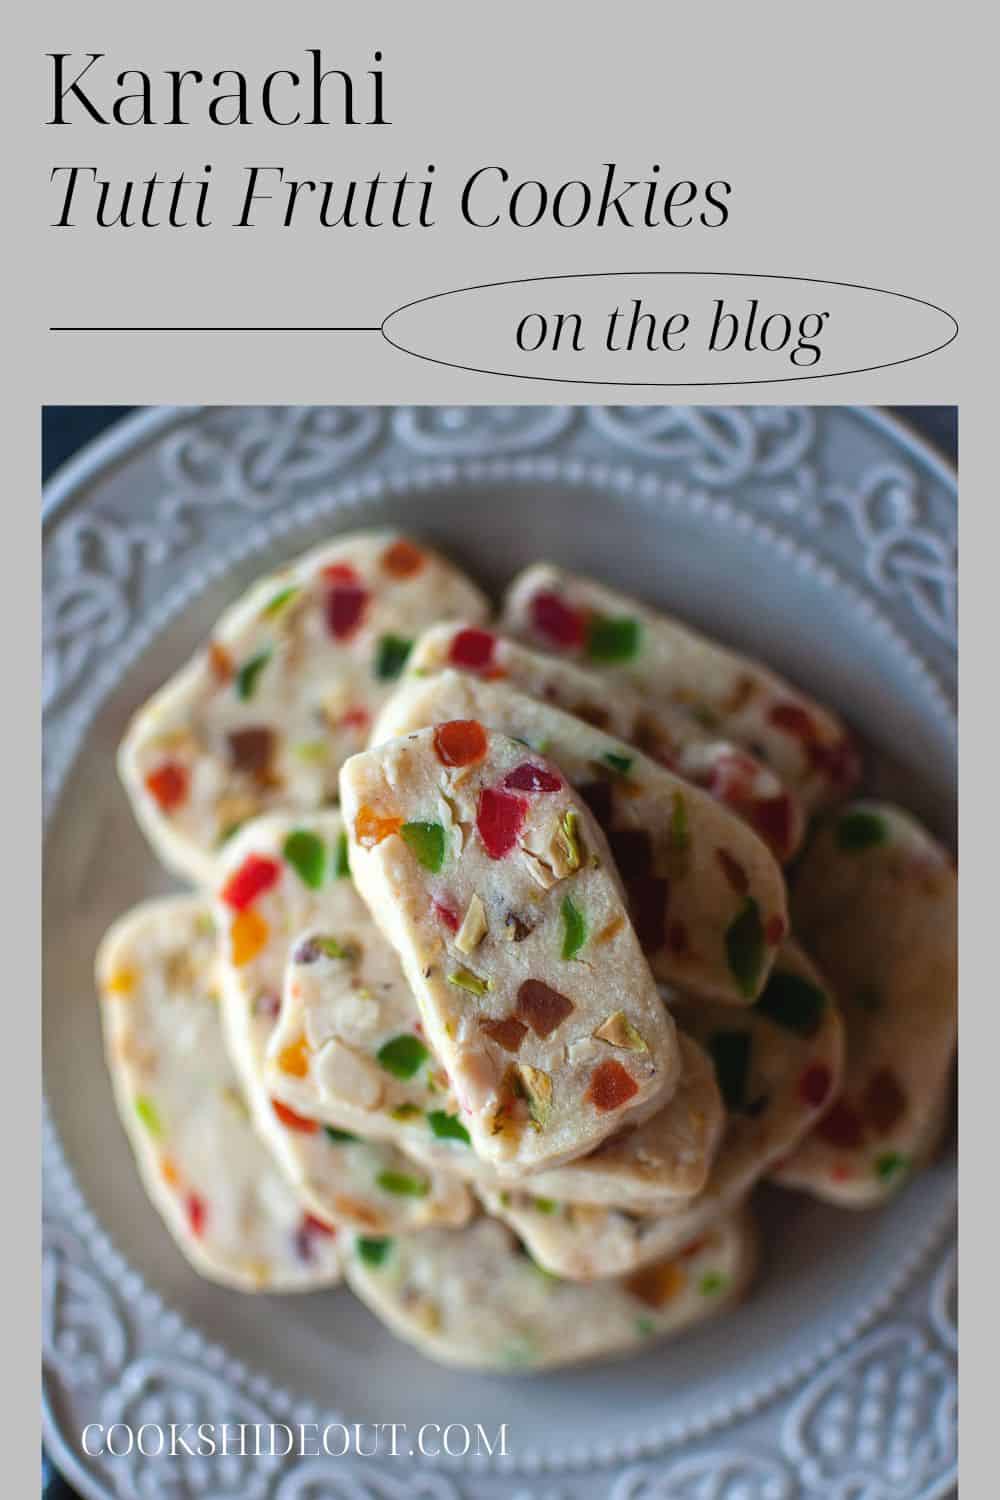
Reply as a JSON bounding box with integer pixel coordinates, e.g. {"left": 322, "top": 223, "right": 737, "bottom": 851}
{"left": 43, "top": 406, "right": 957, "bottom": 1500}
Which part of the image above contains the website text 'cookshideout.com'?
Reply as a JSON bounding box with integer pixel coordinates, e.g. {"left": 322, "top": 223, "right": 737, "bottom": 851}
{"left": 80, "top": 1420, "right": 511, "bottom": 1461}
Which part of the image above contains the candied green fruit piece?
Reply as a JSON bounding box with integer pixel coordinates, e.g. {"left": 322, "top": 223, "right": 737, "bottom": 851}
{"left": 235, "top": 649, "right": 271, "bottom": 701}
{"left": 357, "top": 1236, "right": 393, "bottom": 1266}
{"left": 836, "top": 809, "right": 889, "bottom": 852}
{"left": 283, "top": 830, "right": 326, "bottom": 889}
{"left": 400, "top": 821, "right": 446, "bottom": 873}
{"left": 587, "top": 615, "right": 641, "bottom": 663}
{"left": 427, "top": 1110, "right": 471, "bottom": 1144}
{"left": 376, "top": 1034, "right": 430, "bottom": 1079}
{"left": 561, "top": 896, "right": 587, "bottom": 960}
{"left": 375, "top": 634, "right": 414, "bottom": 681}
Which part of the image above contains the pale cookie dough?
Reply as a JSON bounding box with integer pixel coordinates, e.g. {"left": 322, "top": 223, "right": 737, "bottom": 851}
{"left": 407, "top": 621, "right": 805, "bottom": 862}
{"left": 774, "top": 802, "right": 957, "bottom": 1207}
{"left": 119, "top": 532, "right": 489, "bottom": 884}
{"left": 340, "top": 724, "right": 680, "bottom": 1172}
{"left": 502, "top": 563, "right": 861, "bottom": 813}
{"left": 343, "top": 1207, "right": 756, "bottom": 1371}
{"left": 277, "top": 924, "right": 723, "bottom": 1204}
{"left": 214, "top": 813, "right": 473, "bottom": 1233}
{"left": 372, "top": 673, "right": 789, "bottom": 1006}
{"left": 267, "top": 920, "right": 470, "bottom": 1156}
{"left": 485, "top": 942, "right": 843, "bottom": 1279}
{"left": 96, "top": 896, "right": 342, "bottom": 1292}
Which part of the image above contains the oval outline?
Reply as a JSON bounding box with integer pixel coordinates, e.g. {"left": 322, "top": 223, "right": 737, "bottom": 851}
{"left": 380, "top": 270, "right": 958, "bottom": 387}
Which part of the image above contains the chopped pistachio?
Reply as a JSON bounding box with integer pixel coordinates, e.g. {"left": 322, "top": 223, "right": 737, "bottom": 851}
{"left": 390, "top": 1102, "right": 423, "bottom": 1121}
{"left": 454, "top": 894, "right": 488, "bottom": 954}
{"left": 293, "top": 739, "right": 329, "bottom": 764}
{"left": 447, "top": 965, "right": 493, "bottom": 997}
{"left": 315, "top": 935, "right": 356, "bottom": 961}
{"left": 593, "top": 1010, "right": 649, "bottom": 1053}
{"left": 376, "top": 1170, "right": 429, "bottom": 1198}
{"left": 261, "top": 584, "right": 301, "bottom": 619}
{"left": 512, "top": 1063, "right": 553, "bottom": 1127}
{"left": 555, "top": 809, "right": 583, "bottom": 872}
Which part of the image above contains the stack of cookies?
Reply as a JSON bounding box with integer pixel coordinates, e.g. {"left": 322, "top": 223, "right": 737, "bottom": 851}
{"left": 96, "top": 533, "right": 957, "bottom": 1370}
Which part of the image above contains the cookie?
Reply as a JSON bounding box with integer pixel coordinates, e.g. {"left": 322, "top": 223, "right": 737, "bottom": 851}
{"left": 119, "top": 532, "right": 488, "bottom": 883}
{"left": 214, "top": 813, "right": 473, "bottom": 1232}
{"left": 343, "top": 1207, "right": 756, "bottom": 1370}
{"left": 340, "top": 724, "right": 680, "bottom": 1171}
{"left": 96, "top": 895, "right": 342, "bottom": 1291}
{"left": 775, "top": 803, "right": 957, "bottom": 1206}
{"left": 502, "top": 563, "right": 860, "bottom": 812}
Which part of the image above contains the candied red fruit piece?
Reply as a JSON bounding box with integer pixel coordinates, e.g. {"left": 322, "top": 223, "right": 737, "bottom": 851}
{"left": 220, "top": 853, "right": 281, "bottom": 911}
{"left": 476, "top": 787, "right": 527, "bottom": 859}
{"left": 587, "top": 1059, "right": 640, "bottom": 1112}
{"left": 449, "top": 627, "right": 496, "bottom": 671}
{"left": 480, "top": 1015, "right": 528, "bottom": 1053}
{"left": 768, "top": 702, "right": 817, "bottom": 741}
{"left": 811, "top": 735, "right": 861, "bottom": 788}
{"left": 271, "top": 1098, "right": 319, "bottom": 1134}
{"left": 516, "top": 980, "right": 575, "bottom": 1039}
{"left": 186, "top": 1192, "right": 207, "bottom": 1237}
{"left": 144, "top": 761, "right": 189, "bottom": 812}
{"left": 432, "top": 899, "right": 460, "bottom": 933}
{"left": 747, "top": 794, "right": 796, "bottom": 859}
{"left": 530, "top": 590, "right": 586, "bottom": 649}
{"left": 502, "top": 762, "right": 563, "bottom": 793}
{"left": 799, "top": 1063, "right": 833, "bottom": 1108}
{"left": 324, "top": 566, "right": 369, "bottom": 640}
{"left": 434, "top": 719, "right": 488, "bottom": 768}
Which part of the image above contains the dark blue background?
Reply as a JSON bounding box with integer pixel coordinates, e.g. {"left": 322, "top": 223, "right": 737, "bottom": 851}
{"left": 40, "top": 403, "right": 957, "bottom": 1499}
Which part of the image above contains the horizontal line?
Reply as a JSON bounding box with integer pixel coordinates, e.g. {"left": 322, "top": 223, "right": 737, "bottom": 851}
{"left": 48, "top": 325, "right": 382, "bottom": 333}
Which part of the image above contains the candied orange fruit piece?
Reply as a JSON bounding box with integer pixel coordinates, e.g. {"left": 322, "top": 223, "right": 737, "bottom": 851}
{"left": 277, "top": 1038, "right": 310, "bottom": 1078}
{"left": 354, "top": 805, "right": 403, "bottom": 848}
{"left": 381, "top": 538, "right": 425, "bottom": 578}
{"left": 230, "top": 907, "right": 269, "bottom": 967}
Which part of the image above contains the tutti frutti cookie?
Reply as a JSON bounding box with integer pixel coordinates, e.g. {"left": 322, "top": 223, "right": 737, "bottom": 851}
{"left": 774, "top": 802, "right": 957, "bottom": 1206}
{"left": 483, "top": 941, "right": 843, "bottom": 1280}
{"left": 96, "top": 895, "right": 343, "bottom": 1292}
{"left": 372, "top": 672, "right": 789, "bottom": 1006}
{"left": 501, "top": 563, "right": 861, "bottom": 814}
{"left": 405, "top": 620, "right": 805, "bottom": 862}
{"left": 340, "top": 724, "right": 681, "bottom": 1172}
{"left": 343, "top": 1207, "right": 757, "bottom": 1371}
{"left": 213, "top": 812, "right": 473, "bottom": 1233}
{"left": 118, "top": 532, "right": 489, "bottom": 884}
